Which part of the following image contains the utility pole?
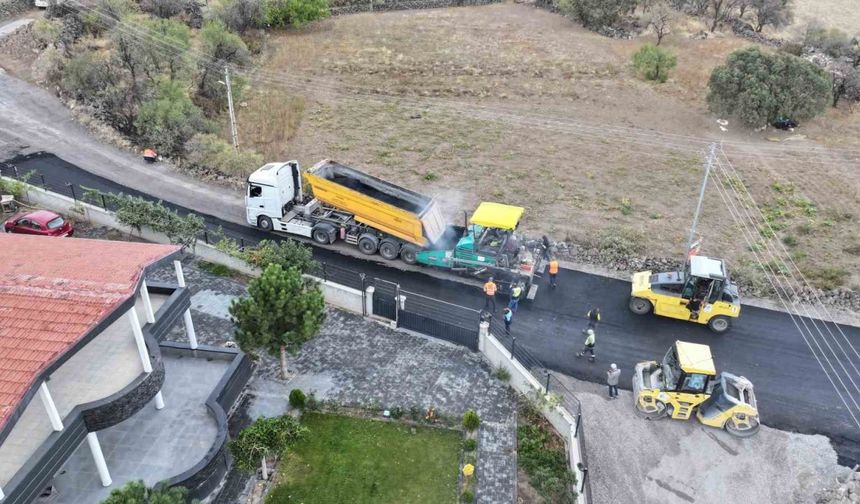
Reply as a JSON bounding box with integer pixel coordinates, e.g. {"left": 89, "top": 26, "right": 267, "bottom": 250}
{"left": 688, "top": 143, "right": 717, "bottom": 255}
{"left": 225, "top": 66, "right": 239, "bottom": 152}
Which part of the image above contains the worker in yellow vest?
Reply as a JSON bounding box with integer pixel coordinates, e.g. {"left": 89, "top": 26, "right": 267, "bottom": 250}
{"left": 483, "top": 277, "right": 497, "bottom": 312}
{"left": 548, "top": 258, "right": 559, "bottom": 288}
{"left": 508, "top": 282, "right": 523, "bottom": 313}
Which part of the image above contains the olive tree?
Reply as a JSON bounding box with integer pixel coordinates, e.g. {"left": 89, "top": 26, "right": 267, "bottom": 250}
{"left": 229, "top": 263, "right": 326, "bottom": 379}
{"left": 136, "top": 80, "right": 210, "bottom": 157}
{"left": 748, "top": 0, "right": 792, "bottom": 32}
{"left": 633, "top": 43, "right": 677, "bottom": 82}
{"left": 707, "top": 47, "right": 832, "bottom": 127}
{"left": 196, "top": 20, "right": 250, "bottom": 105}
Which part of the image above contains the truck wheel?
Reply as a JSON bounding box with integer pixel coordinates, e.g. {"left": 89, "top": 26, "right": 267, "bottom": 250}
{"left": 312, "top": 228, "right": 330, "bottom": 244}
{"left": 257, "top": 215, "right": 273, "bottom": 232}
{"left": 708, "top": 315, "right": 731, "bottom": 334}
{"left": 629, "top": 297, "right": 652, "bottom": 315}
{"left": 358, "top": 234, "right": 379, "bottom": 255}
{"left": 400, "top": 245, "right": 418, "bottom": 265}
{"left": 379, "top": 240, "right": 400, "bottom": 260}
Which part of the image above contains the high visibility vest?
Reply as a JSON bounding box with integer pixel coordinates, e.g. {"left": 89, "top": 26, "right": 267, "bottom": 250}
{"left": 511, "top": 286, "right": 522, "bottom": 299}
{"left": 548, "top": 260, "right": 559, "bottom": 274}
{"left": 504, "top": 310, "right": 512, "bottom": 322}
{"left": 484, "top": 281, "right": 497, "bottom": 296}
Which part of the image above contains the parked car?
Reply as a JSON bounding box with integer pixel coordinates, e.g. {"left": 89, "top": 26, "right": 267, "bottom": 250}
{"left": 4, "top": 210, "right": 74, "bottom": 237}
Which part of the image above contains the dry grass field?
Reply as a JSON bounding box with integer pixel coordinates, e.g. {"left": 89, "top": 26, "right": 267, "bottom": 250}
{"left": 238, "top": 3, "right": 860, "bottom": 290}
{"left": 789, "top": 0, "right": 860, "bottom": 37}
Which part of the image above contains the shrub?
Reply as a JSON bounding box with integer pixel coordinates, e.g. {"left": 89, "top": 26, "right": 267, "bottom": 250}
{"left": 409, "top": 405, "right": 422, "bottom": 422}
{"left": 463, "top": 438, "right": 478, "bottom": 451}
{"left": 493, "top": 366, "right": 511, "bottom": 382}
{"left": 100, "top": 480, "right": 191, "bottom": 504}
{"left": 240, "top": 238, "right": 316, "bottom": 275}
{"left": 558, "top": 0, "right": 636, "bottom": 29}
{"left": 595, "top": 225, "right": 644, "bottom": 256}
{"left": 136, "top": 80, "right": 210, "bottom": 157}
{"left": 804, "top": 24, "right": 854, "bottom": 59}
{"left": 213, "top": 0, "right": 264, "bottom": 34}
{"left": 707, "top": 47, "right": 831, "bottom": 127}
{"left": 140, "top": 0, "right": 185, "bottom": 18}
{"left": 748, "top": 0, "right": 793, "bottom": 32}
{"left": 462, "top": 410, "right": 481, "bottom": 431}
{"left": 32, "top": 18, "right": 61, "bottom": 48}
{"left": 289, "top": 389, "right": 307, "bottom": 409}
{"left": 461, "top": 490, "right": 475, "bottom": 503}
{"left": 804, "top": 267, "right": 849, "bottom": 290}
{"left": 633, "top": 43, "right": 677, "bottom": 83}
{"left": 229, "top": 415, "right": 307, "bottom": 472}
{"left": 518, "top": 423, "right": 577, "bottom": 502}
{"left": 183, "top": 133, "right": 264, "bottom": 177}
{"left": 390, "top": 406, "right": 404, "bottom": 419}
{"left": 265, "top": 0, "right": 329, "bottom": 28}
{"left": 306, "top": 392, "right": 321, "bottom": 411}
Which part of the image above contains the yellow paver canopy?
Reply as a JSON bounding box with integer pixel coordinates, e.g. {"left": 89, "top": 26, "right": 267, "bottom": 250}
{"left": 469, "top": 202, "right": 525, "bottom": 230}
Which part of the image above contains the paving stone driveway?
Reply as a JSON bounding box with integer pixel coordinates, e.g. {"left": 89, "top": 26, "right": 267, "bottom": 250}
{"left": 149, "top": 258, "right": 518, "bottom": 504}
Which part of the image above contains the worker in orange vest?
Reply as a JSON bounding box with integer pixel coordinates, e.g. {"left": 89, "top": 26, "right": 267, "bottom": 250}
{"left": 483, "top": 276, "right": 497, "bottom": 312}
{"left": 143, "top": 148, "right": 157, "bottom": 163}
{"left": 548, "top": 258, "right": 559, "bottom": 288}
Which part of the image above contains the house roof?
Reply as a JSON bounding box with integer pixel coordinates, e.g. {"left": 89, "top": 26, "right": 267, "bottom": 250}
{"left": 0, "top": 235, "right": 179, "bottom": 431}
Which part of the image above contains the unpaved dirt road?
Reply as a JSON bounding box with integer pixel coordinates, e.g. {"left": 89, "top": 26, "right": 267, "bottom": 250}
{"left": 553, "top": 373, "right": 852, "bottom": 504}
{"left": 0, "top": 71, "right": 245, "bottom": 224}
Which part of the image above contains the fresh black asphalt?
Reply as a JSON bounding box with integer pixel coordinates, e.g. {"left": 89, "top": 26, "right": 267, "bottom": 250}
{"left": 4, "top": 152, "right": 859, "bottom": 466}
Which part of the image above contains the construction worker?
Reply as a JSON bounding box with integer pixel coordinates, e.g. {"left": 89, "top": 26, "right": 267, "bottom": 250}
{"left": 586, "top": 307, "right": 601, "bottom": 330}
{"left": 548, "top": 257, "right": 559, "bottom": 288}
{"left": 503, "top": 307, "right": 513, "bottom": 334}
{"left": 508, "top": 282, "right": 523, "bottom": 313}
{"left": 483, "top": 276, "right": 497, "bottom": 312}
{"left": 606, "top": 363, "right": 620, "bottom": 399}
{"left": 577, "top": 328, "right": 596, "bottom": 362}
{"left": 687, "top": 296, "right": 702, "bottom": 321}
{"left": 143, "top": 148, "right": 157, "bottom": 163}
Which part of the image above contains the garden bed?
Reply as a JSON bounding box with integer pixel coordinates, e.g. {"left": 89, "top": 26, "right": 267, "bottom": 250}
{"left": 267, "top": 412, "right": 461, "bottom": 503}
{"left": 516, "top": 400, "right": 577, "bottom": 504}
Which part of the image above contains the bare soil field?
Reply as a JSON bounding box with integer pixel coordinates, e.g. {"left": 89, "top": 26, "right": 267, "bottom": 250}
{"left": 242, "top": 3, "right": 860, "bottom": 291}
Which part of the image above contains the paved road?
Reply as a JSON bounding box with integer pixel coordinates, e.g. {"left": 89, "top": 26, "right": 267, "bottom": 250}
{"left": 1, "top": 72, "right": 858, "bottom": 465}
{"left": 4, "top": 150, "right": 859, "bottom": 467}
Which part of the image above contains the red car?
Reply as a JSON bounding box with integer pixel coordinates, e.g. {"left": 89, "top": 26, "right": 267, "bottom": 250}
{"left": 4, "top": 210, "right": 74, "bottom": 237}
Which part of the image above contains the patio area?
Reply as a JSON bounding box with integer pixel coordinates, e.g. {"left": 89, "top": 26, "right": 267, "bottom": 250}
{"left": 49, "top": 353, "right": 229, "bottom": 503}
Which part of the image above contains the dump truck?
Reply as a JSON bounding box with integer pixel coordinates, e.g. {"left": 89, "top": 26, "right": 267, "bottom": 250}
{"left": 245, "top": 160, "right": 545, "bottom": 298}
{"left": 632, "top": 340, "right": 760, "bottom": 437}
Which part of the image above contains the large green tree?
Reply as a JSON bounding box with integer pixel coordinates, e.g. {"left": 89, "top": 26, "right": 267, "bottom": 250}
{"left": 228, "top": 415, "right": 307, "bottom": 480}
{"left": 707, "top": 47, "right": 831, "bottom": 127}
{"left": 229, "top": 263, "right": 325, "bottom": 379}
{"left": 100, "top": 480, "right": 194, "bottom": 504}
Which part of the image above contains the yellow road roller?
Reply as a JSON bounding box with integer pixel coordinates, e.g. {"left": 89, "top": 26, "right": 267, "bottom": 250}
{"left": 632, "top": 340, "right": 760, "bottom": 437}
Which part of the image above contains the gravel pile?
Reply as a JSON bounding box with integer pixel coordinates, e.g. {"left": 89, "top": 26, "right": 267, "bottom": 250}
{"left": 818, "top": 471, "right": 860, "bottom": 504}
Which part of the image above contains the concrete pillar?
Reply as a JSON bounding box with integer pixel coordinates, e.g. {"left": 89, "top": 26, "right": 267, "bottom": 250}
{"left": 141, "top": 279, "right": 156, "bottom": 324}
{"left": 364, "top": 286, "right": 374, "bottom": 317}
{"left": 183, "top": 309, "right": 198, "bottom": 350}
{"left": 174, "top": 260, "right": 186, "bottom": 288}
{"left": 128, "top": 309, "right": 152, "bottom": 373}
{"left": 154, "top": 391, "right": 165, "bottom": 410}
{"left": 86, "top": 432, "right": 112, "bottom": 487}
{"left": 478, "top": 321, "right": 489, "bottom": 354}
{"left": 38, "top": 382, "right": 64, "bottom": 432}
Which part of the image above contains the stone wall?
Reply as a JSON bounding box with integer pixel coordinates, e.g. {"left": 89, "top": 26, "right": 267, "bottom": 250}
{"left": 82, "top": 359, "right": 166, "bottom": 432}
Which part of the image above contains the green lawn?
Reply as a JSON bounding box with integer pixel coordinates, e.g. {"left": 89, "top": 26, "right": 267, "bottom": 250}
{"left": 267, "top": 413, "right": 461, "bottom": 504}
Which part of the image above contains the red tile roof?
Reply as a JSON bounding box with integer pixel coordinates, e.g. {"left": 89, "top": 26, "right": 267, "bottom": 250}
{"left": 0, "top": 235, "right": 179, "bottom": 431}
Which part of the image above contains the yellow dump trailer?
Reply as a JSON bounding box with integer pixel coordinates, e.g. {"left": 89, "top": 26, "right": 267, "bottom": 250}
{"left": 304, "top": 161, "right": 446, "bottom": 247}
